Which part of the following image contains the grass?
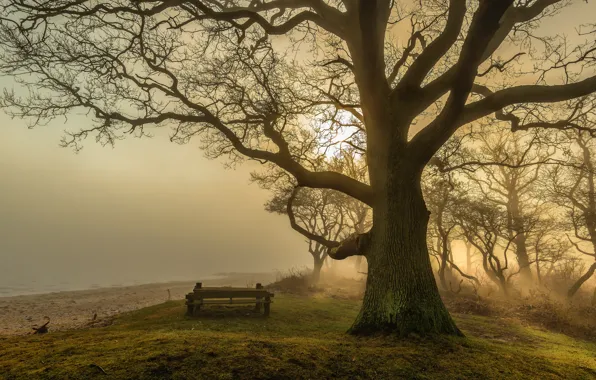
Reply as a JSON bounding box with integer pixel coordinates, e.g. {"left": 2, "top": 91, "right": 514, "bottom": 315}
{"left": 1, "top": 294, "right": 595, "bottom": 379}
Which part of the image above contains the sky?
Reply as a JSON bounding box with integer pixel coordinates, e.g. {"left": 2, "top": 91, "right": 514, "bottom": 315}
{"left": 0, "top": 1, "right": 594, "bottom": 294}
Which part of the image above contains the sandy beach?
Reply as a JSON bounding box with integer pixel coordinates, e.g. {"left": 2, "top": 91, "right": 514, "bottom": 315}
{"left": 0, "top": 273, "right": 277, "bottom": 336}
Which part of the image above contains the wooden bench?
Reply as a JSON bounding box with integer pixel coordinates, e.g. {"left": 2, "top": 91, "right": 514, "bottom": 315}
{"left": 185, "top": 282, "right": 274, "bottom": 316}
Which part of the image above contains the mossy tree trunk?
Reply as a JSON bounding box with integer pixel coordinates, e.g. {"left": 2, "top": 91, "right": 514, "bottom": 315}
{"left": 347, "top": 151, "right": 461, "bottom": 336}
{"left": 327, "top": 0, "right": 512, "bottom": 337}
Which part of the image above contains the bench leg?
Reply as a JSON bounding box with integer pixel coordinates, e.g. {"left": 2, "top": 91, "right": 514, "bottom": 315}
{"left": 187, "top": 303, "right": 201, "bottom": 316}
{"left": 255, "top": 297, "right": 262, "bottom": 312}
{"left": 264, "top": 298, "right": 271, "bottom": 317}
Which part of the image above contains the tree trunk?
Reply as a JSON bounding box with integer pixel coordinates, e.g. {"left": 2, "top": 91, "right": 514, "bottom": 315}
{"left": 497, "top": 275, "right": 510, "bottom": 297}
{"left": 567, "top": 262, "right": 596, "bottom": 299}
{"left": 466, "top": 242, "right": 473, "bottom": 273}
{"left": 507, "top": 189, "right": 532, "bottom": 284}
{"left": 535, "top": 250, "right": 542, "bottom": 285}
{"left": 354, "top": 255, "right": 364, "bottom": 272}
{"left": 312, "top": 255, "right": 325, "bottom": 285}
{"left": 438, "top": 260, "right": 449, "bottom": 291}
{"left": 437, "top": 231, "right": 452, "bottom": 292}
{"left": 349, "top": 168, "right": 461, "bottom": 336}
{"left": 514, "top": 233, "right": 533, "bottom": 284}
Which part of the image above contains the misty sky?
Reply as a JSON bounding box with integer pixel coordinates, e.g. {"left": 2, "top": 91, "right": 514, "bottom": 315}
{"left": 1, "top": 2, "right": 594, "bottom": 293}
{"left": 0, "top": 76, "right": 310, "bottom": 291}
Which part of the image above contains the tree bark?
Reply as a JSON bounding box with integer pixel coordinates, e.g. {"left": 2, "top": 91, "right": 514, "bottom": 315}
{"left": 348, "top": 162, "right": 461, "bottom": 336}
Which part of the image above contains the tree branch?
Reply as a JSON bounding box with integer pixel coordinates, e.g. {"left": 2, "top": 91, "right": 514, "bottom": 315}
{"left": 286, "top": 186, "right": 341, "bottom": 248}
{"left": 461, "top": 75, "right": 596, "bottom": 128}
{"left": 407, "top": 0, "right": 515, "bottom": 165}
{"left": 395, "top": 0, "right": 466, "bottom": 92}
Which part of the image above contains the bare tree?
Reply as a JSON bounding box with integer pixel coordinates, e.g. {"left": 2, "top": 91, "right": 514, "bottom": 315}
{"left": 2, "top": 0, "right": 596, "bottom": 336}
{"left": 265, "top": 183, "right": 348, "bottom": 284}
{"left": 547, "top": 130, "right": 596, "bottom": 298}
{"left": 260, "top": 148, "right": 370, "bottom": 282}
{"left": 530, "top": 217, "right": 571, "bottom": 286}
{"left": 456, "top": 127, "right": 554, "bottom": 284}
{"left": 424, "top": 163, "right": 463, "bottom": 291}
{"left": 327, "top": 149, "right": 371, "bottom": 273}
{"left": 454, "top": 199, "right": 522, "bottom": 296}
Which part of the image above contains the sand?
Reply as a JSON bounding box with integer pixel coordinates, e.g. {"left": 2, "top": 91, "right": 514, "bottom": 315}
{"left": 0, "top": 273, "right": 277, "bottom": 336}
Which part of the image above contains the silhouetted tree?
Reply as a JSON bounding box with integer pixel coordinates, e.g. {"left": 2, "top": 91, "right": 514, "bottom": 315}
{"left": 2, "top": 0, "right": 596, "bottom": 335}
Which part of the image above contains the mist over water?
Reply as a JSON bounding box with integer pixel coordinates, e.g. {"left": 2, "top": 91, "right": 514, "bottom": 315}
{"left": 0, "top": 256, "right": 225, "bottom": 297}
{"left": 0, "top": 102, "right": 311, "bottom": 297}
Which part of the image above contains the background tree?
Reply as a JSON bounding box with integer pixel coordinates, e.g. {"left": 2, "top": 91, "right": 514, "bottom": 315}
{"left": 265, "top": 183, "right": 348, "bottom": 284}
{"left": 326, "top": 149, "right": 371, "bottom": 274}
{"left": 2, "top": 0, "right": 596, "bottom": 336}
{"left": 260, "top": 148, "right": 370, "bottom": 283}
{"left": 425, "top": 172, "right": 458, "bottom": 291}
{"left": 454, "top": 199, "right": 522, "bottom": 296}
{"left": 464, "top": 241, "right": 478, "bottom": 275}
{"left": 547, "top": 129, "right": 596, "bottom": 298}
{"left": 424, "top": 145, "right": 477, "bottom": 292}
{"left": 530, "top": 216, "right": 572, "bottom": 286}
{"left": 456, "top": 128, "right": 553, "bottom": 283}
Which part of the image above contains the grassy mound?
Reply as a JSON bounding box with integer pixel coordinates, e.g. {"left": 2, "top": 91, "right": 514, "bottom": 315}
{"left": 1, "top": 295, "right": 595, "bottom": 379}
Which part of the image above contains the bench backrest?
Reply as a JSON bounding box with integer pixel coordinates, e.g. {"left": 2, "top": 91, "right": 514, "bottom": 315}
{"left": 193, "top": 289, "right": 274, "bottom": 299}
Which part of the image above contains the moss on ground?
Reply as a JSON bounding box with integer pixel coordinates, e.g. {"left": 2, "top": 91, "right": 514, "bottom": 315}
{"left": 1, "top": 294, "right": 595, "bottom": 379}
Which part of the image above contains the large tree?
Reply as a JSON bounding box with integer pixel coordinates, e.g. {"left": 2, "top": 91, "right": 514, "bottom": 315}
{"left": 1, "top": 0, "right": 596, "bottom": 336}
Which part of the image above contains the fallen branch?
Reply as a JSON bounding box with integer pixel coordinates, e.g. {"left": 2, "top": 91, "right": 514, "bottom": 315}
{"left": 31, "top": 317, "right": 50, "bottom": 334}
{"left": 89, "top": 363, "right": 108, "bottom": 375}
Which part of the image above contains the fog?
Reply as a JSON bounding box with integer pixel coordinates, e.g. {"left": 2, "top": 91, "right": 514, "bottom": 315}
{"left": 0, "top": 88, "right": 310, "bottom": 295}
{"left": 0, "top": 2, "right": 594, "bottom": 297}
